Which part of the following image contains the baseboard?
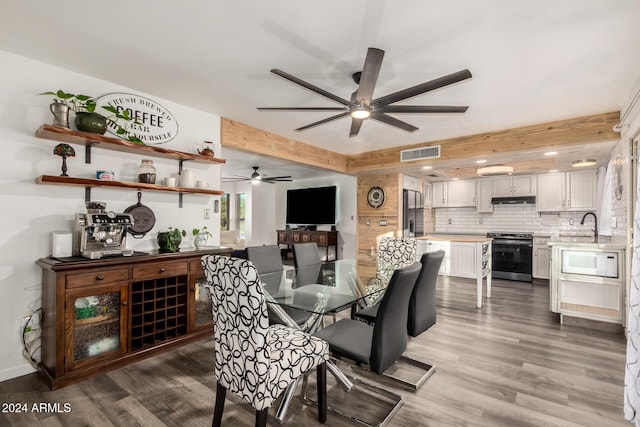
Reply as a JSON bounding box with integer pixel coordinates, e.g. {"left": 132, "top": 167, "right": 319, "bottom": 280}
{"left": 0, "top": 363, "right": 37, "bottom": 383}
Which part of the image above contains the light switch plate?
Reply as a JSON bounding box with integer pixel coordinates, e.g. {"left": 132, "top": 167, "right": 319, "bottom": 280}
{"left": 379, "top": 219, "right": 387, "bottom": 226}
{"left": 611, "top": 216, "right": 617, "bottom": 228}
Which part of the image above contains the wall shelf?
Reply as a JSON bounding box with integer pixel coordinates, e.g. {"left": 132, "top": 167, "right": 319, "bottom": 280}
{"left": 36, "top": 125, "right": 226, "bottom": 165}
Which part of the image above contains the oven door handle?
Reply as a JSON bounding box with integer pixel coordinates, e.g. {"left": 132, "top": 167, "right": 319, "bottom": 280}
{"left": 492, "top": 239, "right": 533, "bottom": 246}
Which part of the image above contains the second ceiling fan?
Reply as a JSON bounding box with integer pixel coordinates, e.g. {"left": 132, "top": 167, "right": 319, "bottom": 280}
{"left": 223, "top": 166, "right": 292, "bottom": 184}
{"left": 258, "top": 47, "right": 472, "bottom": 137}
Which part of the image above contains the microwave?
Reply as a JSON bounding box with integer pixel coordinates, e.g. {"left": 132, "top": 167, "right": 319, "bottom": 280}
{"left": 560, "top": 249, "right": 619, "bottom": 278}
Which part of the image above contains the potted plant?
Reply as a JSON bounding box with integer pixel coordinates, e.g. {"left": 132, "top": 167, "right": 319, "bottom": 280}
{"left": 192, "top": 226, "right": 212, "bottom": 248}
{"left": 39, "top": 90, "right": 107, "bottom": 134}
{"left": 157, "top": 227, "right": 186, "bottom": 253}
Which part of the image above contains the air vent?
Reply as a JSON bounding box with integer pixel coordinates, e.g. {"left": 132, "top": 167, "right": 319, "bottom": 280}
{"left": 400, "top": 145, "right": 441, "bottom": 162}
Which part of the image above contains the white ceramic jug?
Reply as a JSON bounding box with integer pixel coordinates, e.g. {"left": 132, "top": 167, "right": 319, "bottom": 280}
{"left": 179, "top": 169, "right": 195, "bottom": 188}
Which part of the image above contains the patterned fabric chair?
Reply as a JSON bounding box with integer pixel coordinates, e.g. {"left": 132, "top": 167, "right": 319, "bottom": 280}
{"left": 365, "top": 237, "right": 417, "bottom": 305}
{"left": 200, "top": 255, "right": 330, "bottom": 427}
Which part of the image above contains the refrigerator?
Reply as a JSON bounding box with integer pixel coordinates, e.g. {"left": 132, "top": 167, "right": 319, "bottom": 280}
{"left": 403, "top": 189, "right": 424, "bottom": 237}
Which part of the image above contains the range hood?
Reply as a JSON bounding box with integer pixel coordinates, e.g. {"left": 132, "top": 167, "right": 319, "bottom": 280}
{"left": 491, "top": 196, "right": 536, "bottom": 205}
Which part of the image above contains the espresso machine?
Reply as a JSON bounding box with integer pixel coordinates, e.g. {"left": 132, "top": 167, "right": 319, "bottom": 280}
{"left": 75, "top": 202, "right": 135, "bottom": 259}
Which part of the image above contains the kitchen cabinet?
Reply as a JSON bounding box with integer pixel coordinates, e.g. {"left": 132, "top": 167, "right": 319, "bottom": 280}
{"left": 420, "top": 240, "right": 450, "bottom": 275}
{"left": 447, "top": 179, "right": 476, "bottom": 207}
{"left": 536, "top": 170, "right": 596, "bottom": 212}
{"left": 403, "top": 174, "right": 422, "bottom": 192}
{"left": 533, "top": 236, "right": 550, "bottom": 279}
{"left": 431, "top": 182, "right": 448, "bottom": 208}
{"left": 37, "top": 248, "right": 231, "bottom": 389}
{"left": 34, "top": 125, "right": 225, "bottom": 204}
{"left": 492, "top": 175, "right": 536, "bottom": 197}
{"left": 476, "top": 179, "right": 493, "bottom": 213}
{"left": 449, "top": 242, "right": 478, "bottom": 278}
{"left": 423, "top": 183, "right": 432, "bottom": 208}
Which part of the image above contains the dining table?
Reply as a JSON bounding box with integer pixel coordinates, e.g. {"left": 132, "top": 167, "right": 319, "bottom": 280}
{"left": 258, "top": 259, "right": 382, "bottom": 423}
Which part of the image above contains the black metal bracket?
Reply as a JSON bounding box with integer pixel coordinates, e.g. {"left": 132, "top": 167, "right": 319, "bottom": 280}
{"left": 84, "top": 142, "right": 98, "bottom": 164}
{"left": 179, "top": 193, "right": 183, "bottom": 208}
{"left": 85, "top": 187, "right": 91, "bottom": 202}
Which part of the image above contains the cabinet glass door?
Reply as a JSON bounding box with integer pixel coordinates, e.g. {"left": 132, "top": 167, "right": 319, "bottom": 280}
{"left": 193, "top": 277, "right": 214, "bottom": 330}
{"left": 66, "top": 285, "right": 127, "bottom": 370}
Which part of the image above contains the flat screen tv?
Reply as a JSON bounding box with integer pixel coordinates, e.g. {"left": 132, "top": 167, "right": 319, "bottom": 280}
{"left": 286, "top": 186, "right": 336, "bottom": 225}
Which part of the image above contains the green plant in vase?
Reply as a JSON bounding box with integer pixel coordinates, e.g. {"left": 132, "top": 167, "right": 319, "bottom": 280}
{"left": 39, "top": 90, "right": 107, "bottom": 135}
{"left": 192, "top": 226, "right": 212, "bottom": 248}
{"left": 157, "top": 227, "right": 186, "bottom": 253}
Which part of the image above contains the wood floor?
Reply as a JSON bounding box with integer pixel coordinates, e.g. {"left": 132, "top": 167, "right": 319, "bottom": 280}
{"left": 0, "top": 276, "right": 628, "bottom": 426}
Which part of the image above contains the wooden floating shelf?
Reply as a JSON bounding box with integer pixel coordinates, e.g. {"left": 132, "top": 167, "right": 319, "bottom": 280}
{"left": 36, "top": 175, "right": 225, "bottom": 196}
{"left": 36, "top": 125, "right": 226, "bottom": 165}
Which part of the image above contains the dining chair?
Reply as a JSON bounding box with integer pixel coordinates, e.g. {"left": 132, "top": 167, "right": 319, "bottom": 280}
{"left": 292, "top": 242, "right": 324, "bottom": 287}
{"left": 200, "top": 255, "right": 329, "bottom": 427}
{"left": 246, "top": 244, "right": 312, "bottom": 326}
{"left": 364, "top": 236, "right": 417, "bottom": 306}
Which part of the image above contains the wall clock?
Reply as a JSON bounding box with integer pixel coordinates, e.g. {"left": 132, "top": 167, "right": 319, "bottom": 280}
{"left": 614, "top": 156, "right": 623, "bottom": 200}
{"left": 367, "top": 186, "right": 386, "bottom": 208}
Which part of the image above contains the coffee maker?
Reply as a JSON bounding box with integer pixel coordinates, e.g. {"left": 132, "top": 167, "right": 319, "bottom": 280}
{"left": 75, "top": 202, "right": 135, "bottom": 259}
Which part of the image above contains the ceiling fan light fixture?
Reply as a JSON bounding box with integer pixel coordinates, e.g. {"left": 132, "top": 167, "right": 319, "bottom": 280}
{"left": 477, "top": 165, "right": 514, "bottom": 176}
{"left": 350, "top": 105, "right": 371, "bottom": 119}
{"left": 572, "top": 159, "right": 597, "bottom": 168}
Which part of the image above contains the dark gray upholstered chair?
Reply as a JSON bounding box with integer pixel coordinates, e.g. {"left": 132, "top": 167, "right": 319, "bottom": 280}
{"left": 200, "top": 255, "right": 329, "bottom": 427}
{"left": 355, "top": 251, "right": 444, "bottom": 336}
{"left": 246, "top": 245, "right": 311, "bottom": 326}
{"left": 292, "top": 242, "right": 324, "bottom": 287}
{"left": 408, "top": 250, "right": 444, "bottom": 337}
{"left": 313, "top": 263, "right": 421, "bottom": 374}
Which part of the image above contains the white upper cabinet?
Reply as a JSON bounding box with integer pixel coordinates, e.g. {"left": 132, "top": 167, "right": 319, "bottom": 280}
{"left": 476, "top": 179, "right": 493, "bottom": 213}
{"left": 447, "top": 179, "right": 477, "bottom": 207}
{"left": 423, "top": 183, "right": 432, "bottom": 208}
{"left": 403, "top": 174, "right": 422, "bottom": 192}
{"left": 492, "top": 175, "right": 537, "bottom": 197}
{"left": 536, "top": 170, "right": 596, "bottom": 212}
{"left": 432, "top": 181, "right": 448, "bottom": 208}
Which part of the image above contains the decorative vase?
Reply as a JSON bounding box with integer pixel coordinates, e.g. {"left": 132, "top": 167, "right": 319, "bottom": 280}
{"left": 194, "top": 233, "right": 209, "bottom": 248}
{"left": 157, "top": 232, "right": 182, "bottom": 253}
{"left": 50, "top": 100, "right": 70, "bottom": 128}
{"left": 75, "top": 112, "right": 107, "bottom": 135}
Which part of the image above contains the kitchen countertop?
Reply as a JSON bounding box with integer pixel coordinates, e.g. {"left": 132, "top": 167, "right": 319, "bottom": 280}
{"left": 420, "top": 234, "right": 493, "bottom": 243}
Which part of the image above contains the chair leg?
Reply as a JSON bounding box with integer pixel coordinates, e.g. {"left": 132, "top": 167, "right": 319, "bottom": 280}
{"left": 255, "top": 408, "right": 268, "bottom": 427}
{"left": 212, "top": 382, "right": 226, "bottom": 427}
{"left": 317, "top": 362, "right": 327, "bottom": 423}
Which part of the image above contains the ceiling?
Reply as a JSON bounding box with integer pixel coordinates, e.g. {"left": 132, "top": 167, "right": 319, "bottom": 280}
{"left": 2, "top": 1, "right": 640, "bottom": 181}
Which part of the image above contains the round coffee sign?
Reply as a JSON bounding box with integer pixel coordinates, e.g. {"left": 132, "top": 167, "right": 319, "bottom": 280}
{"left": 96, "top": 93, "right": 178, "bottom": 145}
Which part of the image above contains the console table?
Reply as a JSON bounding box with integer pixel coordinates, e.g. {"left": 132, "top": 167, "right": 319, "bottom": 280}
{"left": 276, "top": 229, "right": 339, "bottom": 261}
{"left": 37, "top": 247, "right": 232, "bottom": 389}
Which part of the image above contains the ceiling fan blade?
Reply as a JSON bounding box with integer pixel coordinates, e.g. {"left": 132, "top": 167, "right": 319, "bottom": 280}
{"left": 372, "top": 69, "right": 472, "bottom": 107}
{"left": 355, "top": 48, "right": 385, "bottom": 105}
{"left": 264, "top": 176, "right": 292, "bottom": 180}
{"left": 349, "top": 118, "right": 364, "bottom": 137}
{"left": 271, "top": 69, "right": 350, "bottom": 106}
{"left": 295, "top": 112, "right": 350, "bottom": 131}
{"left": 222, "top": 177, "right": 249, "bottom": 182}
{"left": 383, "top": 105, "right": 469, "bottom": 113}
{"left": 371, "top": 112, "right": 418, "bottom": 132}
{"left": 258, "top": 107, "right": 348, "bottom": 112}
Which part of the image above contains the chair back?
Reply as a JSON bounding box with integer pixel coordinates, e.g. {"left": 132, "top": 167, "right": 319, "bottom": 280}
{"left": 246, "top": 245, "right": 284, "bottom": 295}
{"left": 375, "top": 237, "right": 417, "bottom": 286}
{"left": 293, "top": 242, "right": 323, "bottom": 287}
{"left": 200, "top": 255, "right": 271, "bottom": 410}
{"left": 370, "top": 262, "right": 421, "bottom": 374}
{"left": 408, "top": 251, "right": 444, "bottom": 337}
{"left": 293, "top": 242, "right": 322, "bottom": 268}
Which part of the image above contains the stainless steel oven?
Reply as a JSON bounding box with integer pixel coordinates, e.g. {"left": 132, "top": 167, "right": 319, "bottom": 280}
{"left": 487, "top": 232, "right": 533, "bottom": 282}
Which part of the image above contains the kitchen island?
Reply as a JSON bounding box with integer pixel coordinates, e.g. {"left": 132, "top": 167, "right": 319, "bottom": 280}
{"left": 418, "top": 234, "right": 492, "bottom": 308}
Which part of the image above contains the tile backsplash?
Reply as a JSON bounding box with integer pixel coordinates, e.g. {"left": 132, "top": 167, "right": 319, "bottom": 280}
{"left": 433, "top": 204, "right": 599, "bottom": 237}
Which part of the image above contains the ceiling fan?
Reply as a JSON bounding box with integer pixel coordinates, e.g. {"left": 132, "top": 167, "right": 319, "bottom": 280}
{"left": 258, "top": 47, "right": 472, "bottom": 137}
{"left": 222, "top": 166, "right": 292, "bottom": 184}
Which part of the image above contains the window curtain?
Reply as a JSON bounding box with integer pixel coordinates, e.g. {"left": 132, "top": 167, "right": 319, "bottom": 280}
{"left": 625, "top": 142, "right": 640, "bottom": 424}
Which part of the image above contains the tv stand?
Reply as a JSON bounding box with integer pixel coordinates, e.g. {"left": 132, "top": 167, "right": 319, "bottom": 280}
{"left": 277, "top": 229, "right": 338, "bottom": 261}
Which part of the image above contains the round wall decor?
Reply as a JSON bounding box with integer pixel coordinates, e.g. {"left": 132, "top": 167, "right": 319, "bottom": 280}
{"left": 367, "top": 186, "right": 386, "bottom": 208}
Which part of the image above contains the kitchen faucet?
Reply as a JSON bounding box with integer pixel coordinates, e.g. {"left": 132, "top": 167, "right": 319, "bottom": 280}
{"left": 580, "top": 212, "right": 598, "bottom": 241}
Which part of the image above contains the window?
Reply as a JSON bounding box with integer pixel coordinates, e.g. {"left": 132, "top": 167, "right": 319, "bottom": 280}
{"left": 220, "top": 194, "right": 230, "bottom": 231}
{"left": 236, "top": 193, "right": 246, "bottom": 239}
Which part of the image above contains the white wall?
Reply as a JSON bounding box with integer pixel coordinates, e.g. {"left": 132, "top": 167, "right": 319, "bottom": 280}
{"left": 0, "top": 51, "right": 223, "bottom": 381}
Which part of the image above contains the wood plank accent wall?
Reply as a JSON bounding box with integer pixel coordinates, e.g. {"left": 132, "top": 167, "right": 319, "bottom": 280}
{"left": 345, "top": 111, "right": 620, "bottom": 173}
{"left": 357, "top": 174, "right": 402, "bottom": 282}
{"left": 221, "top": 118, "right": 348, "bottom": 173}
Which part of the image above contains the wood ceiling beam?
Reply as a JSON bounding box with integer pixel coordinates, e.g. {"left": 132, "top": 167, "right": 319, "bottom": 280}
{"left": 346, "top": 111, "right": 620, "bottom": 173}
{"left": 221, "top": 118, "right": 348, "bottom": 173}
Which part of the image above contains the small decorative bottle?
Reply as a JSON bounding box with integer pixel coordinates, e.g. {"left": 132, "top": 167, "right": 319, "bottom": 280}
{"left": 138, "top": 159, "right": 156, "bottom": 184}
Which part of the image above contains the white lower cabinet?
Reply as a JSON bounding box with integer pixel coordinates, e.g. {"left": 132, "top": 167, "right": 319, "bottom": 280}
{"left": 448, "top": 242, "right": 477, "bottom": 278}
{"left": 418, "top": 240, "right": 450, "bottom": 275}
{"left": 533, "top": 237, "right": 550, "bottom": 279}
